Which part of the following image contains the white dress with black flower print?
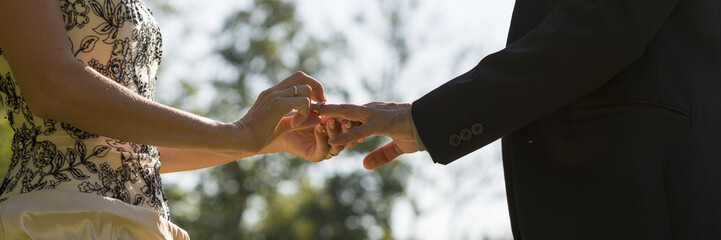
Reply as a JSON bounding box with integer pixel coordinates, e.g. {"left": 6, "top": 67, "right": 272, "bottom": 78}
{"left": 0, "top": 0, "right": 169, "bottom": 220}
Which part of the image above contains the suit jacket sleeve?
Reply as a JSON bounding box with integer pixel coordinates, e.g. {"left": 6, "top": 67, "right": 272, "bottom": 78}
{"left": 412, "top": 0, "right": 680, "bottom": 164}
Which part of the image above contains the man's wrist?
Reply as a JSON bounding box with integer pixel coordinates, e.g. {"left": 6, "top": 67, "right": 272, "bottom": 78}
{"left": 409, "top": 109, "right": 427, "bottom": 152}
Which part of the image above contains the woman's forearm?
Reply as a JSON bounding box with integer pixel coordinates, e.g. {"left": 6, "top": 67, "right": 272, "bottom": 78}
{"left": 158, "top": 132, "right": 294, "bottom": 173}
{"left": 0, "top": 0, "right": 328, "bottom": 162}
{"left": 34, "top": 64, "right": 245, "bottom": 156}
{"left": 0, "top": 0, "right": 248, "bottom": 156}
{"left": 157, "top": 147, "right": 240, "bottom": 173}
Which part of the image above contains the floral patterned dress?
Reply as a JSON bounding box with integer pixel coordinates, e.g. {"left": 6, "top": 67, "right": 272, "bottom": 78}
{"left": 0, "top": 0, "right": 170, "bottom": 222}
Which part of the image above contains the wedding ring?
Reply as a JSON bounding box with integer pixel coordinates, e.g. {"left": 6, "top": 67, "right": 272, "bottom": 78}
{"left": 329, "top": 152, "right": 337, "bottom": 157}
{"left": 311, "top": 101, "right": 325, "bottom": 116}
{"left": 293, "top": 86, "right": 298, "bottom": 97}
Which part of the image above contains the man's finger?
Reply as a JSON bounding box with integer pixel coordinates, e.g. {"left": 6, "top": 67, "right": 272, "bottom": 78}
{"left": 340, "top": 120, "right": 358, "bottom": 149}
{"left": 328, "top": 121, "right": 375, "bottom": 145}
{"left": 325, "top": 119, "right": 344, "bottom": 157}
{"left": 311, "top": 124, "right": 329, "bottom": 162}
{"left": 363, "top": 141, "right": 403, "bottom": 170}
{"left": 320, "top": 103, "right": 371, "bottom": 121}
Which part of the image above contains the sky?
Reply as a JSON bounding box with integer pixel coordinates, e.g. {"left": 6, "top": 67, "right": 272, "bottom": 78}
{"left": 154, "top": 0, "right": 517, "bottom": 239}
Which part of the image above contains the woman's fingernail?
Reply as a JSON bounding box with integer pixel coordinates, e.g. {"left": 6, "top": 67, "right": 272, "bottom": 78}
{"left": 344, "top": 121, "right": 352, "bottom": 129}
{"left": 316, "top": 125, "right": 323, "bottom": 133}
{"left": 329, "top": 120, "right": 336, "bottom": 130}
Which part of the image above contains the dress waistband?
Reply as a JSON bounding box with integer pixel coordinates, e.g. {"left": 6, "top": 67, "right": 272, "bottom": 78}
{"left": 0, "top": 189, "right": 188, "bottom": 239}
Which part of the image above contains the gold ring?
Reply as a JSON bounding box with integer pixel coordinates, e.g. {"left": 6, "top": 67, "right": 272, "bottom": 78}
{"left": 329, "top": 152, "right": 337, "bottom": 157}
{"left": 293, "top": 86, "right": 298, "bottom": 97}
{"left": 312, "top": 101, "right": 325, "bottom": 116}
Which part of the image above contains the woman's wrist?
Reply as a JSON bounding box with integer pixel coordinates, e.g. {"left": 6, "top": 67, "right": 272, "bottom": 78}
{"left": 207, "top": 121, "right": 253, "bottom": 158}
{"left": 258, "top": 138, "right": 285, "bottom": 155}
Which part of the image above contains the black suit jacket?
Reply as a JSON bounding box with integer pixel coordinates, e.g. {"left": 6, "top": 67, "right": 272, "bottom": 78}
{"left": 412, "top": 0, "right": 721, "bottom": 238}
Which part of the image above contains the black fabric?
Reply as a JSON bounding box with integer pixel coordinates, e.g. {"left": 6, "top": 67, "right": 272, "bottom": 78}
{"left": 412, "top": 0, "right": 721, "bottom": 238}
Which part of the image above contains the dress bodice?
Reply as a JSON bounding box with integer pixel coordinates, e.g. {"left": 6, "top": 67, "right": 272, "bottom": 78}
{"left": 0, "top": 0, "right": 168, "bottom": 219}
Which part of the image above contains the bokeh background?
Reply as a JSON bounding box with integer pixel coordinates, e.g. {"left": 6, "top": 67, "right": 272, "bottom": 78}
{"left": 0, "top": 0, "right": 516, "bottom": 239}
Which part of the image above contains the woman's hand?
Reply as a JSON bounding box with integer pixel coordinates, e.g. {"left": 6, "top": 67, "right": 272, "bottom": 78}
{"left": 265, "top": 116, "right": 363, "bottom": 162}
{"left": 231, "top": 72, "right": 327, "bottom": 155}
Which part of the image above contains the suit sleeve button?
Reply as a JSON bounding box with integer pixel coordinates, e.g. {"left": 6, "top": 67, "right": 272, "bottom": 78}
{"left": 460, "top": 128, "right": 472, "bottom": 141}
{"left": 449, "top": 134, "right": 462, "bottom": 147}
{"left": 471, "top": 123, "right": 484, "bottom": 135}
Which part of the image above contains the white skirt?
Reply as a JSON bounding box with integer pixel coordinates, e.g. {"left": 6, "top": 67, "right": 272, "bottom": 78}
{"left": 0, "top": 189, "right": 189, "bottom": 240}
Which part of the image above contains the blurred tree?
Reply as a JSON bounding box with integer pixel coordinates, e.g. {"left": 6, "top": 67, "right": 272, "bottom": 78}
{"left": 361, "top": 0, "right": 416, "bottom": 101}
{"left": 152, "top": 0, "right": 413, "bottom": 239}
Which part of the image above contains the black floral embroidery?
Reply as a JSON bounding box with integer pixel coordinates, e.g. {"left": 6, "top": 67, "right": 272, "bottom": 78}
{"left": 78, "top": 161, "right": 138, "bottom": 203}
{"left": 43, "top": 119, "right": 58, "bottom": 135}
{"left": 88, "top": 39, "right": 133, "bottom": 84}
{"left": 62, "top": 122, "right": 99, "bottom": 140}
{"left": 109, "top": 40, "right": 132, "bottom": 80}
{"left": 4, "top": 124, "right": 109, "bottom": 193}
{"left": 141, "top": 166, "right": 167, "bottom": 208}
{"left": 60, "top": 0, "right": 91, "bottom": 30}
{"left": 73, "top": 36, "right": 100, "bottom": 57}
{"left": 89, "top": 0, "right": 128, "bottom": 44}
{"left": 0, "top": 73, "right": 33, "bottom": 126}
{"left": 0, "top": 0, "right": 168, "bottom": 219}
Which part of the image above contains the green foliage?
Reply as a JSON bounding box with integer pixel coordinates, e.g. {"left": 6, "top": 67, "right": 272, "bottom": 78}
{"left": 209, "top": 0, "right": 332, "bottom": 121}
{"left": 167, "top": 156, "right": 409, "bottom": 240}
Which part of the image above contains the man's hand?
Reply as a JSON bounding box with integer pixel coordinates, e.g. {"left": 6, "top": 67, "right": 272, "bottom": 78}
{"left": 262, "top": 114, "right": 362, "bottom": 162}
{"left": 321, "top": 102, "right": 420, "bottom": 170}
